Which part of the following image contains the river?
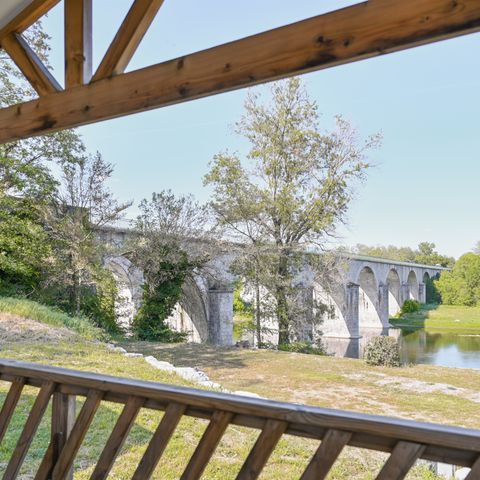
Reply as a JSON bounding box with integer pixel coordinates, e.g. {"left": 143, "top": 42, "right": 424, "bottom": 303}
{"left": 323, "top": 328, "right": 480, "bottom": 369}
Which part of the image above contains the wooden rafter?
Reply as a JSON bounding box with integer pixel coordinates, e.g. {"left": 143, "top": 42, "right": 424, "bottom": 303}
{"left": 0, "top": 0, "right": 480, "bottom": 143}
{"left": 92, "top": 0, "right": 165, "bottom": 82}
{"left": 64, "top": 0, "right": 92, "bottom": 87}
{"left": 0, "top": 0, "right": 60, "bottom": 38}
{"left": 1, "top": 32, "right": 61, "bottom": 96}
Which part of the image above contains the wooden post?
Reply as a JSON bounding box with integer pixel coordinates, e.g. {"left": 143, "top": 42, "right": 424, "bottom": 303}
{"left": 51, "top": 392, "right": 76, "bottom": 480}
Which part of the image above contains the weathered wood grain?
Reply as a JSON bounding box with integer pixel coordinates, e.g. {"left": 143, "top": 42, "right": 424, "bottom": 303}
{"left": 0, "top": 0, "right": 479, "bottom": 142}
{"left": 92, "top": 0, "right": 165, "bottom": 81}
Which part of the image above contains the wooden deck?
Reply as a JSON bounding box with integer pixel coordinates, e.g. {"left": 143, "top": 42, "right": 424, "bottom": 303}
{"left": 1, "top": 359, "right": 479, "bottom": 479}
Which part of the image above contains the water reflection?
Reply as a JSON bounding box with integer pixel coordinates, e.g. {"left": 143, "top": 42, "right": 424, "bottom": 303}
{"left": 323, "top": 328, "right": 480, "bottom": 369}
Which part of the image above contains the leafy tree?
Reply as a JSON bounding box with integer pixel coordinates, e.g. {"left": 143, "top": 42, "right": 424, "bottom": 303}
{"left": 474, "top": 241, "right": 480, "bottom": 255}
{"left": 129, "top": 190, "right": 213, "bottom": 341}
{"left": 435, "top": 253, "right": 480, "bottom": 306}
{"left": 414, "top": 242, "right": 454, "bottom": 268}
{"left": 43, "top": 153, "right": 131, "bottom": 317}
{"left": 0, "top": 22, "right": 84, "bottom": 294}
{"left": 205, "top": 78, "right": 380, "bottom": 345}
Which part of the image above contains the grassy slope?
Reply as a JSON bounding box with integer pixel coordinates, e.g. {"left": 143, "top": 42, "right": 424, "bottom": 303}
{"left": 0, "top": 296, "right": 105, "bottom": 339}
{"left": 391, "top": 304, "right": 480, "bottom": 331}
{"left": 0, "top": 299, "right": 445, "bottom": 479}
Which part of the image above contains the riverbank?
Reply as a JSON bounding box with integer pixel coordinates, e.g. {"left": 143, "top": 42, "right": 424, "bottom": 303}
{"left": 390, "top": 304, "right": 480, "bottom": 331}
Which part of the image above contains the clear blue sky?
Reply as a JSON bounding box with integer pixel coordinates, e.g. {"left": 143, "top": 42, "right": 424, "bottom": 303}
{"left": 41, "top": 1, "right": 480, "bottom": 259}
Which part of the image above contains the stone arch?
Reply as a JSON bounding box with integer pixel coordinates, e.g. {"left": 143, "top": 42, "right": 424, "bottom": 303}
{"left": 407, "top": 270, "right": 419, "bottom": 300}
{"left": 166, "top": 275, "right": 209, "bottom": 343}
{"left": 313, "top": 282, "right": 350, "bottom": 337}
{"left": 104, "top": 256, "right": 143, "bottom": 330}
{"left": 357, "top": 266, "right": 382, "bottom": 328}
{"left": 387, "top": 268, "right": 402, "bottom": 316}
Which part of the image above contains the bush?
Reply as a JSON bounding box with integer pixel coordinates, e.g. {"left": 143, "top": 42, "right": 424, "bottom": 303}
{"left": 132, "top": 280, "right": 188, "bottom": 342}
{"left": 82, "top": 269, "right": 122, "bottom": 334}
{"left": 364, "top": 336, "right": 401, "bottom": 367}
{"left": 401, "top": 299, "right": 421, "bottom": 315}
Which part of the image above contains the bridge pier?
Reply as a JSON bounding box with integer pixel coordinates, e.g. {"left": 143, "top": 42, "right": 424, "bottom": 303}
{"left": 378, "top": 282, "right": 391, "bottom": 327}
{"left": 401, "top": 282, "right": 410, "bottom": 305}
{"left": 345, "top": 282, "right": 360, "bottom": 338}
{"left": 419, "top": 282, "right": 426, "bottom": 303}
{"left": 208, "top": 288, "right": 234, "bottom": 346}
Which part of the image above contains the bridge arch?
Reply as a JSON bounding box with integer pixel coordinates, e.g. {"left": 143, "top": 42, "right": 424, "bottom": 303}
{"left": 104, "top": 256, "right": 143, "bottom": 330}
{"left": 357, "top": 266, "right": 382, "bottom": 328}
{"left": 166, "top": 276, "right": 210, "bottom": 343}
{"left": 313, "top": 282, "right": 351, "bottom": 338}
{"left": 407, "top": 270, "right": 419, "bottom": 301}
{"left": 387, "top": 268, "right": 402, "bottom": 316}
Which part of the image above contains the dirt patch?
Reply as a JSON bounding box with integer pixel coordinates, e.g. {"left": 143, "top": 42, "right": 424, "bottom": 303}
{"left": 0, "top": 313, "right": 76, "bottom": 346}
{"left": 344, "top": 372, "right": 480, "bottom": 404}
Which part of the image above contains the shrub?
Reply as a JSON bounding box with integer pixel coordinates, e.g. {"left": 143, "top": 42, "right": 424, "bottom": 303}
{"left": 82, "top": 269, "right": 121, "bottom": 334}
{"left": 132, "top": 279, "right": 188, "bottom": 342}
{"left": 400, "top": 299, "right": 421, "bottom": 315}
{"left": 364, "top": 336, "right": 401, "bottom": 367}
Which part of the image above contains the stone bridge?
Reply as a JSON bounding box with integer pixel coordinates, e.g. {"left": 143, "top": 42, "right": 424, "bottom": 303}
{"left": 99, "top": 227, "right": 446, "bottom": 346}
{"left": 316, "top": 255, "right": 446, "bottom": 340}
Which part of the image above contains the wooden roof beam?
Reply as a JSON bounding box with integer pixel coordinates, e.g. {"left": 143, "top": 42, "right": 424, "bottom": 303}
{"left": 0, "top": 0, "right": 480, "bottom": 143}
{"left": 65, "top": 0, "right": 92, "bottom": 87}
{"left": 0, "top": 0, "right": 61, "bottom": 38}
{"left": 1, "top": 32, "right": 62, "bottom": 96}
{"left": 92, "top": 0, "right": 165, "bottom": 82}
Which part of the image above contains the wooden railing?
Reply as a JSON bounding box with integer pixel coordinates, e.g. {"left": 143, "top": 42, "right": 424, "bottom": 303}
{"left": 1, "top": 359, "right": 480, "bottom": 480}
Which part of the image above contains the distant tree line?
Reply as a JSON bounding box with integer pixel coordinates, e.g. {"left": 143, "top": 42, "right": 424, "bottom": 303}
{"left": 350, "top": 242, "right": 455, "bottom": 268}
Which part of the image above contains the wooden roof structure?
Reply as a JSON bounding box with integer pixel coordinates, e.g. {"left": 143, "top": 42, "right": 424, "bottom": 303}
{"left": 0, "top": 0, "right": 479, "bottom": 144}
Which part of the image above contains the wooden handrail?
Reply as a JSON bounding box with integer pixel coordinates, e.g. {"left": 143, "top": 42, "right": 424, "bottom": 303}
{"left": 1, "top": 359, "right": 479, "bottom": 479}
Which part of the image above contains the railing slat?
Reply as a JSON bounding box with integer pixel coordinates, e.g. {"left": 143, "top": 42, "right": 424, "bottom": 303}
{"left": 132, "top": 402, "right": 186, "bottom": 480}
{"left": 466, "top": 457, "right": 480, "bottom": 479}
{"left": 181, "top": 410, "right": 234, "bottom": 480}
{"left": 0, "top": 377, "right": 25, "bottom": 443}
{"left": 35, "top": 442, "right": 55, "bottom": 480}
{"left": 51, "top": 389, "right": 103, "bottom": 479}
{"left": 300, "top": 429, "right": 352, "bottom": 480}
{"left": 3, "top": 381, "right": 56, "bottom": 479}
{"left": 90, "top": 395, "right": 144, "bottom": 480}
{"left": 376, "top": 441, "right": 426, "bottom": 480}
{"left": 236, "top": 419, "right": 288, "bottom": 480}
{"left": 36, "top": 392, "right": 77, "bottom": 480}
{"left": 2, "top": 360, "right": 480, "bottom": 478}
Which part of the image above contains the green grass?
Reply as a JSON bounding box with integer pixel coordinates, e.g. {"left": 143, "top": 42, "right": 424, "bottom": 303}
{"left": 390, "top": 303, "right": 480, "bottom": 331}
{"left": 0, "top": 307, "right": 445, "bottom": 479}
{"left": 0, "top": 296, "right": 106, "bottom": 340}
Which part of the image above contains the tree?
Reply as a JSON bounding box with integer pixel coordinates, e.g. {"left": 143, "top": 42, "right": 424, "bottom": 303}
{"left": 43, "top": 153, "right": 131, "bottom": 317}
{"left": 435, "top": 253, "right": 480, "bottom": 306}
{"left": 205, "top": 78, "right": 380, "bottom": 345}
{"left": 129, "top": 190, "right": 214, "bottom": 340}
{"left": 414, "top": 242, "right": 455, "bottom": 268}
{"left": 0, "top": 22, "right": 85, "bottom": 294}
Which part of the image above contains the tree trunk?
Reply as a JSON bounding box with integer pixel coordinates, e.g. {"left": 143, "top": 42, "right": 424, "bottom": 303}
{"left": 72, "top": 269, "right": 82, "bottom": 317}
{"left": 255, "top": 274, "right": 261, "bottom": 346}
{"left": 276, "top": 253, "right": 290, "bottom": 345}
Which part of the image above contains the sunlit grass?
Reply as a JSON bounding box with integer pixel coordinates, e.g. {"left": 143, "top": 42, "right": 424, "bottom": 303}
{"left": 0, "top": 296, "right": 105, "bottom": 340}
{"left": 391, "top": 303, "right": 480, "bottom": 331}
